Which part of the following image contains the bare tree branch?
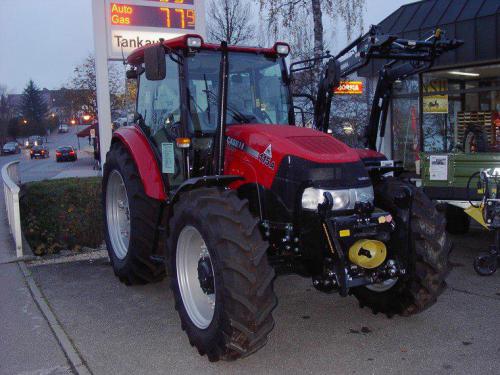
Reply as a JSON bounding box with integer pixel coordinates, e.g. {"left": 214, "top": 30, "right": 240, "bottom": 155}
{"left": 258, "top": 0, "right": 366, "bottom": 58}
{"left": 207, "top": 0, "right": 255, "bottom": 45}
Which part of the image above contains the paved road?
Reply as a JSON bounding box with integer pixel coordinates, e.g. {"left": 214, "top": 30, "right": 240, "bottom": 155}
{"left": 28, "top": 230, "right": 500, "bottom": 375}
{"left": 1, "top": 125, "right": 99, "bottom": 183}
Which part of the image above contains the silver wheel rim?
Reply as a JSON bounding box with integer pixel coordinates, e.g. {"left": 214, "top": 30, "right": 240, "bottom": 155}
{"left": 106, "top": 170, "right": 131, "bottom": 260}
{"left": 366, "top": 278, "right": 398, "bottom": 292}
{"left": 176, "top": 226, "right": 215, "bottom": 329}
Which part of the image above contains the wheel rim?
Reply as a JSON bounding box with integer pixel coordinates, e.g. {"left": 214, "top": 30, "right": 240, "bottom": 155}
{"left": 106, "top": 170, "right": 131, "bottom": 260}
{"left": 366, "top": 278, "right": 398, "bottom": 292}
{"left": 176, "top": 226, "right": 216, "bottom": 329}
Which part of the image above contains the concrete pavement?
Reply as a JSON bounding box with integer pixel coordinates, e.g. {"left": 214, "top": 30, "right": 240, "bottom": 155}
{"left": 0, "top": 184, "right": 72, "bottom": 375}
{"left": 26, "top": 229, "right": 500, "bottom": 375}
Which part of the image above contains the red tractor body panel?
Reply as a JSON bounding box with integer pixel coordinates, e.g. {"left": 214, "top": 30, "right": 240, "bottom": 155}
{"left": 354, "top": 149, "right": 386, "bottom": 161}
{"left": 112, "top": 126, "right": 167, "bottom": 201}
{"left": 225, "top": 124, "right": 361, "bottom": 190}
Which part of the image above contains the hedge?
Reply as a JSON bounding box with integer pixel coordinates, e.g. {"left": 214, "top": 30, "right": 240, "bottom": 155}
{"left": 20, "top": 177, "right": 104, "bottom": 256}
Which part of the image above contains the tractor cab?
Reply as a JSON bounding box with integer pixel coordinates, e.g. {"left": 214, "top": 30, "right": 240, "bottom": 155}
{"left": 127, "top": 35, "right": 293, "bottom": 189}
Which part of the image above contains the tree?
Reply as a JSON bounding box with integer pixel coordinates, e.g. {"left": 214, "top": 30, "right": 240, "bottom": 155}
{"left": 0, "top": 94, "right": 10, "bottom": 141}
{"left": 67, "top": 55, "right": 126, "bottom": 119}
{"left": 19, "top": 80, "right": 47, "bottom": 135}
{"left": 258, "top": 0, "right": 366, "bottom": 60}
{"left": 207, "top": 0, "right": 255, "bottom": 45}
{"left": 7, "top": 117, "right": 19, "bottom": 139}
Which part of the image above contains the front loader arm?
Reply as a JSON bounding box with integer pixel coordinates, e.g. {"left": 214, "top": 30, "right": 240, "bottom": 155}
{"left": 291, "top": 25, "right": 462, "bottom": 149}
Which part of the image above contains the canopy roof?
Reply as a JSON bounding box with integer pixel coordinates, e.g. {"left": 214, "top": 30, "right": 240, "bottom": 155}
{"left": 361, "top": 0, "right": 500, "bottom": 76}
{"left": 127, "top": 34, "right": 289, "bottom": 66}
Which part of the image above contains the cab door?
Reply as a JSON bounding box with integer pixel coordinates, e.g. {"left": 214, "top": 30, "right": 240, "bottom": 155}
{"left": 136, "top": 56, "right": 187, "bottom": 190}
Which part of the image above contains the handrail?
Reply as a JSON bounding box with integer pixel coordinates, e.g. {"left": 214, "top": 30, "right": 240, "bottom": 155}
{"left": 2, "top": 161, "right": 22, "bottom": 257}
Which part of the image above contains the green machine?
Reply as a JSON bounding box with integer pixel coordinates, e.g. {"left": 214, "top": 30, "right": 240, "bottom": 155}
{"left": 421, "top": 152, "right": 500, "bottom": 233}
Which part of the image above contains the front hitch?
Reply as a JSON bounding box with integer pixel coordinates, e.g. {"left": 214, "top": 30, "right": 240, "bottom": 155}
{"left": 317, "top": 192, "right": 350, "bottom": 296}
{"left": 315, "top": 192, "right": 399, "bottom": 296}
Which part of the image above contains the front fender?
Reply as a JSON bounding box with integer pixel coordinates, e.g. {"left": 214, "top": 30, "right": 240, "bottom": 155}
{"left": 112, "top": 126, "right": 167, "bottom": 201}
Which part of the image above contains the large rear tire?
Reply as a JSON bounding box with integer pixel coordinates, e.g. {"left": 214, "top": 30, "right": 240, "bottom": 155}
{"left": 168, "top": 188, "right": 277, "bottom": 361}
{"left": 351, "top": 177, "right": 451, "bottom": 317}
{"left": 103, "top": 142, "right": 165, "bottom": 285}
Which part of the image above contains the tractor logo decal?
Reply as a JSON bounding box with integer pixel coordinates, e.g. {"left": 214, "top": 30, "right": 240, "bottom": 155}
{"left": 264, "top": 144, "right": 272, "bottom": 158}
{"left": 227, "top": 137, "right": 275, "bottom": 170}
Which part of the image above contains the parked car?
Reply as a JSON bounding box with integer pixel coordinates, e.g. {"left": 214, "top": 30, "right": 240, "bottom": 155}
{"left": 25, "top": 136, "right": 44, "bottom": 148}
{"left": 58, "top": 124, "right": 69, "bottom": 133}
{"left": 30, "top": 145, "right": 49, "bottom": 159}
{"left": 2, "top": 142, "right": 21, "bottom": 155}
{"left": 55, "top": 146, "right": 77, "bottom": 162}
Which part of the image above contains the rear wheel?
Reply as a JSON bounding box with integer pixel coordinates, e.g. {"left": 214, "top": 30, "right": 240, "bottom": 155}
{"left": 351, "top": 177, "right": 451, "bottom": 317}
{"left": 168, "top": 188, "right": 277, "bottom": 361}
{"left": 103, "top": 142, "right": 165, "bottom": 285}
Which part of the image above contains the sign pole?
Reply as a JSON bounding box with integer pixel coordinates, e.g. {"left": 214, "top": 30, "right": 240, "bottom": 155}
{"left": 92, "top": 0, "right": 113, "bottom": 170}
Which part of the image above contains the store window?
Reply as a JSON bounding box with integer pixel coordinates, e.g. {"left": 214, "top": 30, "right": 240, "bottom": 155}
{"left": 422, "top": 63, "right": 500, "bottom": 153}
{"left": 391, "top": 76, "right": 419, "bottom": 171}
{"left": 392, "top": 97, "right": 420, "bottom": 171}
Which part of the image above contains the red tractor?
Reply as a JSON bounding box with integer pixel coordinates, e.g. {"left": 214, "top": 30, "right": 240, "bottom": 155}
{"left": 103, "top": 33, "right": 453, "bottom": 361}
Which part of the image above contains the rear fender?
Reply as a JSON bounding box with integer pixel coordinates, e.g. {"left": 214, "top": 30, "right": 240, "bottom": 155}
{"left": 112, "top": 126, "right": 167, "bottom": 201}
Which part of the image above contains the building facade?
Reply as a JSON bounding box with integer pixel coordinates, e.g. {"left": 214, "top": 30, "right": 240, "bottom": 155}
{"left": 362, "top": 0, "right": 500, "bottom": 171}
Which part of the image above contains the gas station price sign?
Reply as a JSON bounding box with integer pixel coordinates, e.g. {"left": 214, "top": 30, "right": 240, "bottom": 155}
{"left": 110, "top": 3, "right": 196, "bottom": 29}
{"left": 144, "top": 0, "right": 194, "bottom": 3}
{"left": 104, "top": 0, "right": 206, "bottom": 60}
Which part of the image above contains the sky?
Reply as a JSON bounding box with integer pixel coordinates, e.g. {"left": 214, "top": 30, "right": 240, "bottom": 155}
{"left": 0, "top": 0, "right": 415, "bottom": 94}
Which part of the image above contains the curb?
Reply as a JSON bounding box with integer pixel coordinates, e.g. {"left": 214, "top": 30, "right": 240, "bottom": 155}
{"left": 18, "top": 261, "right": 92, "bottom": 375}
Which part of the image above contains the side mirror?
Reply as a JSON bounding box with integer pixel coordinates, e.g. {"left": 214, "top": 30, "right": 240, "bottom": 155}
{"left": 144, "top": 44, "right": 166, "bottom": 81}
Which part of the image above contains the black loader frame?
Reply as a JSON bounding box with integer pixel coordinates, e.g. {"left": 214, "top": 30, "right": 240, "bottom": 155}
{"left": 291, "top": 25, "right": 462, "bottom": 152}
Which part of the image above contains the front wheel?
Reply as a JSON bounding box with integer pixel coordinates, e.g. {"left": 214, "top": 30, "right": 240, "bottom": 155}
{"left": 351, "top": 178, "right": 451, "bottom": 317}
{"left": 168, "top": 188, "right": 277, "bottom": 361}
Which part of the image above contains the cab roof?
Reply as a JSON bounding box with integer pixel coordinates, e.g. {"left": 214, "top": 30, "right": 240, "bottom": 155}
{"left": 127, "top": 34, "right": 289, "bottom": 66}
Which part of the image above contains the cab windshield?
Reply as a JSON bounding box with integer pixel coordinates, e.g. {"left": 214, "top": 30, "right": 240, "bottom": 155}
{"left": 186, "top": 51, "right": 291, "bottom": 134}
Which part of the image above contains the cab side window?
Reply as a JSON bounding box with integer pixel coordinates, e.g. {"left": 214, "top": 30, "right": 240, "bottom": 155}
{"left": 137, "top": 57, "right": 181, "bottom": 144}
{"left": 136, "top": 57, "right": 184, "bottom": 189}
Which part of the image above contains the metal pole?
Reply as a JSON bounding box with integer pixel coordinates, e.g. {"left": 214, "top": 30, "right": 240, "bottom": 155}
{"left": 215, "top": 41, "right": 229, "bottom": 175}
{"left": 92, "top": 0, "right": 112, "bottom": 171}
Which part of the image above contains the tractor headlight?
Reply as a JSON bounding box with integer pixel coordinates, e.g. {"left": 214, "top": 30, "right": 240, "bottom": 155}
{"left": 301, "top": 186, "right": 374, "bottom": 211}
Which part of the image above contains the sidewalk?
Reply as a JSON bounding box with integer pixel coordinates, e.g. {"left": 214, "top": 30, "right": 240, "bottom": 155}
{"left": 0, "top": 196, "right": 72, "bottom": 374}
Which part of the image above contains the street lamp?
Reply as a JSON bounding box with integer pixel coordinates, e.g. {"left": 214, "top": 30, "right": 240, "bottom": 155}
{"left": 22, "top": 119, "right": 28, "bottom": 125}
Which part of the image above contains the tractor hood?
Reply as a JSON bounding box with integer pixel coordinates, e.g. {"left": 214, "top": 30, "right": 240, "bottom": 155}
{"left": 226, "top": 124, "right": 360, "bottom": 164}
{"left": 224, "top": 124, "right": 364, "bottom": 190}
